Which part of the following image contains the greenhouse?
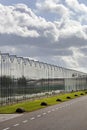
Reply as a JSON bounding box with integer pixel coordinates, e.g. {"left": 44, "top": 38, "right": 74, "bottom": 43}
{"left": 0, "top": 52, "right": 87, "bottom": 105}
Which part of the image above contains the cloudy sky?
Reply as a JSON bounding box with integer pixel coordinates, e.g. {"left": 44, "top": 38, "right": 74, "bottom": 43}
{"left": 0, "top": 0, "right": 87, "bottom": 72}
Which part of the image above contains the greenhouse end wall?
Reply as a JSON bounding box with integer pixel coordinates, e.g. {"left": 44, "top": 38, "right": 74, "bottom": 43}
{"left": 65, "top": 78, "right": 87, "bottom": 92}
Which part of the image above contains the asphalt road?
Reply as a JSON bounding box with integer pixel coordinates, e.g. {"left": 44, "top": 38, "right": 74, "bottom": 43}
{"left": 0, "top": 95, "right": 87, "bottom": 130}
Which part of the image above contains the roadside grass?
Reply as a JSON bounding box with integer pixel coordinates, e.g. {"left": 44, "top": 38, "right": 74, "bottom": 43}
{"left": 0, "top": 90, "right": 87, "bottom": 114}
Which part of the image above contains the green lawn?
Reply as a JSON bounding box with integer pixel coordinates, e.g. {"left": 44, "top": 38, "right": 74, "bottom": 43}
{"left": 0, "top": 90, "right": 87, "bottom": 114}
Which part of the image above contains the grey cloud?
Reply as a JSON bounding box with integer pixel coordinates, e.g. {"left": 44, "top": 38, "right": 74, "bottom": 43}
{"left": 57, "top": 36, "right": 87, "bottom": 49}
{"left": 80, "top": 47, "right": 87, "bottom": 55}
{"left": 18, "top": 46, "right": 73, "bottom": 57}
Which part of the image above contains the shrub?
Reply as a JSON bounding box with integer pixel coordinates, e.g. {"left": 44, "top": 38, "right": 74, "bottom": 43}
{"left": 66, "top": 96, "right": 71, "bottom": 99}
{"left": 85, "top": 92, "right": 87, "bottom": 94}
{"left": 80, "top": 93, "right": 84, "bottom": 95}
{"left": 16, "top": 107, "right": 25, "bottom": 113}
{"left": 74, "top": 94, "right": 78, "bottom": 96}
{"left": 56, "top": 99, "right": 62, "bottom": 102}
{"left": 40, "top": 102, "right": 48, "bottom": 106}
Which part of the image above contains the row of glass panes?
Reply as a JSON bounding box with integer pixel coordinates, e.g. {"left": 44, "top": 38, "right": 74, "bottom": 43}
{"left": 0, "top": 53, "right": 86, "bottom": 79}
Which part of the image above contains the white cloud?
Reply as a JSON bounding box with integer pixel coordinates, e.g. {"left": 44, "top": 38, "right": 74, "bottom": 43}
{"left": 59, "top": 18, "right": 87, "bottom": 39}
{"left": 0, "top": 3, "right": 60, "bottom": 41}
{"left": 36, "top": 0, "right": 69, "bottom": 17}
{"left": 0, "top": 4, "right": 39, "bottom": 37}
{"left": 47, "top": 54, "right": 87, "bottom": 73}
{"left": 62, "top": 47, "right": 85, "bottom": 71}
{"left": 65, "top": 0, "right": 87, "bottom": 13}
{"left": 65, "top": 0, "right": 87, "bottom": 30}
{"left": 0, "top": 2, "right": 87, "bottom": 43}
{"left": 0, "top": 1, "right": 87, "bottom": 72}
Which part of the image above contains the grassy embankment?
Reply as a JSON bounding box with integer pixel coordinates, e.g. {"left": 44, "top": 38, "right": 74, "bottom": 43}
{"left": 0, "top": 90, "right": 87, "bottom": 114}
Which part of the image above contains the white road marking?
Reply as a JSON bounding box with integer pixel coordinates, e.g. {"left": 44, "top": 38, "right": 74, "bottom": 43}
{"left": 52, "top": 109, "right": 55, "bottom": 111}
{"left": 22, "top": 120, "right": 28, "bottom": 123}
{"left": 0, "top": 114, "right": 23, "bottom": 123}
{"left": 61, "top": 106, "right": 65, "bottom": 108}
{"left": 58, "top": 106, "right": 62, "bottom": 109}
{"left": 30, "top": 117, "right": 35, "bottom": 120}
{"left": 65, "top": 104, "right": 68, "bottom": 106}
{"left": 43, "top": 112, "right": 46, "bottom": 115}
{"left": 37, "top": 115, "right": 41, "bottom": 118}
{"left": 48, "top": 111, "right": 51, "bottom": 113}
{"left": 71, "top": 102, "right": 74, "bottom": 104}
{"left": 3, "top": 128, "right": 10, "bottom": 130}
{"left": 70, "top": 103, "right": 73, "bottom": 105}
{"left": 13, "top": 124, "right": 19, "bottom": 127}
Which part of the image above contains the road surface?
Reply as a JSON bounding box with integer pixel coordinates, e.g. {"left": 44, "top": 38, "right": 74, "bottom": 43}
{"left": 0, "top": 95, "right": 87, "bottom": 130}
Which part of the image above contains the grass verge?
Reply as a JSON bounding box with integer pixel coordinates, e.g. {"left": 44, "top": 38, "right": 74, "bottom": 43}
{"left": 0, "top": 90, "right": 87, "bottom": 114}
